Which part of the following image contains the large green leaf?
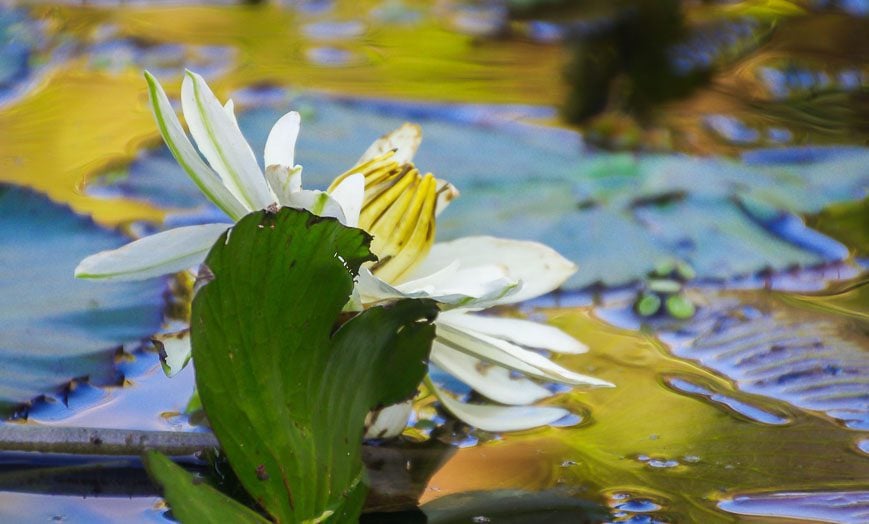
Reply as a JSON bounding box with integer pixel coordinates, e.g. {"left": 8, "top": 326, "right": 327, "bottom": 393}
{"left": 183, "top": 207, "right": 437, "bottom": 522}
{"left": 0, "top": 185, "right": 166, "bottom": 415}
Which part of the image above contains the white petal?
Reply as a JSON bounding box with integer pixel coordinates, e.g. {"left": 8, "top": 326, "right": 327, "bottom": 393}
{"left": 75, "top": 223, "right": 229, "bottom": 281}
{"left": 397, "top": 262, "right": 518, "bottom": 306}
{"left": 439, "top": 310, "right": 587, "bottom": 354}
{"left": 356, "top": 267, "right": 423, "bottom": 303}
{"left": 144, "top": 71, "right": 247, "bottom": 220}
{"left": 358, "top": 123, "right": 421, "bottom": 165}
{"left": 153, "top": 330, "right": 191, "bottom": 377}
{"left": 431, "top": 343, "right": 552, "bottom": 405}
{"left": 224, "top": 98, "right": 279, "bottom": 204}
{"left": 223, "top": 99, "right": 237, "bottom": 126}
{"left": 343, "top": 286, "right": 364, "bottom": 313}
{"left": 181, "top": 71, "right": 273, "bottom": 210}
{"left": 265, "top": 165, "right": 303, "bottom": 207}
{"left": 436, "top": 321, "right": 614, "bottom": 388}
{"left": 285, "top": 190, "right": 347, "bottom": 224}
{"left": 406, "top": 236, "right": 577, "bottom": 304}
{"left": 264, "top": 111, "right": 301, "bottom": 169}
{"left": 428, "top": 379, "right": 569, "bottom": 432}
{"left": 364, "top": 400, "right": 412, "bottom": 439}
{"left": 329, "top": 173, "right": 365, "bottom": 228}
{"left": 355, "top": 266, "right": 516, "bottom": 309}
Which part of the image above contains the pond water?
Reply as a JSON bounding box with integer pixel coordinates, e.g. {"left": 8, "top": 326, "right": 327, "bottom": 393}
{"left": 0, "top": 1, "right": 867, "bottom": 523}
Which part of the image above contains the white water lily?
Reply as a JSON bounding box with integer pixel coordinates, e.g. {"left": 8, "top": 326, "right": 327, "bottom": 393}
{"left": 75, "top": 70, "right": 363, "bottom": 281}
{"left": 76, "top": 72, "right": 612, "bottom": 437}
{"left": 339, "top": 125, "right": 614, "bottom": 436}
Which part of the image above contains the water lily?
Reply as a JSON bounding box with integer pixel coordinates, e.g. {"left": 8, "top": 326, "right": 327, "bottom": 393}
{"left": 77, "top": 71, "right": 613, "bottom": 436}
{"left": 338, "top": 126, "right": 613, "bottom": 436}
{"left": 75, "top": 70, "right": 363, "bottom": 281}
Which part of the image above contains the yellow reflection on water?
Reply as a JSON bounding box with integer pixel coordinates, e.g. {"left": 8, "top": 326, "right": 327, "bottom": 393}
{"left": 2, "top": 2, "right": 566, "bottom": 226}
{"left": 425, "top": 303, "right": 868, "bottom": 521}
{"left": 60, "top": 3, "right": 567, "bottom": 105}
{"left": 0, "top": 66, "right": 164, "bottom": 224}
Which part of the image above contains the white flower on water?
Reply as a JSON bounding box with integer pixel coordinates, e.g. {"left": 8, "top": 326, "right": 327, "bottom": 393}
{"left": 344, "top": 126, "right": 613, "bottom": 437}
{"left": 77, "top": 72, "right": 613, "bottom": 437}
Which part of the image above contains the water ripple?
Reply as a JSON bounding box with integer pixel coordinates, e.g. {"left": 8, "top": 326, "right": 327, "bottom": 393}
{"left": 663, "top": 374, "right": 792, "bottom": 425}
{"left": 659, "top": 292, "right": 869, "bottom": 430}
{"left": 719, "top": 490, "right": 869, "bottom": 523}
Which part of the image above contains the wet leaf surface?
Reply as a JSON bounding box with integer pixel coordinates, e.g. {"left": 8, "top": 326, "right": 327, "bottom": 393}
{"left": 0, "top": 491, "right": 163, "bottom": 523}
{"left": 0, "top": 185, "right": 166, "bottom": 416}
{"left": 0, "top": 7, "right": 58, "bottom": 106}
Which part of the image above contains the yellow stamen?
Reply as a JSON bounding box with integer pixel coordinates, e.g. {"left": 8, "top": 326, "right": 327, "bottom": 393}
{"left": 329, "top": 152, "right": 439, "bottom": 283}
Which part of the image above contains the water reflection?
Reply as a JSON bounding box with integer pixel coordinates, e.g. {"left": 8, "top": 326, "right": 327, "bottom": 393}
{"left": 0, "top": 492, "right": 164, "bottom": 523}
{"left": 25, "top": 350, "right": 198, "bottom": 432}
{"left": 663, "top": 374, "right": 792, "bottom": 426}
{"left": 718, "top": 490, "right": 869, "bottom": 523}
{"left": 422, "top": 303, "right": 868, "bottom": 521}
{"left": 0, "top": 1, "right": 866, "bottom": 522}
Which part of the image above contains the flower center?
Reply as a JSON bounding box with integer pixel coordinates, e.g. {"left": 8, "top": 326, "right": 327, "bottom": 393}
{"left": 330, "top": 151, "right": 438, "bottom": 283}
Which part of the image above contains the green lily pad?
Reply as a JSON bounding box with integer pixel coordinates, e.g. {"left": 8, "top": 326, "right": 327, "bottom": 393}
{"left": 153, "top": 207, "right": 438, "bottom": 522}
{"left": 0, "top": 185, "right": 166, "bottom": 415}
{"left": 88, "top": 94, "right": 867, "bottom": 288}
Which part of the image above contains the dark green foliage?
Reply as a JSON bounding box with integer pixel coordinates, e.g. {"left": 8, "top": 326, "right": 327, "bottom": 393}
{"left": 149, "top": 207, "right": 437, "bottom": 523}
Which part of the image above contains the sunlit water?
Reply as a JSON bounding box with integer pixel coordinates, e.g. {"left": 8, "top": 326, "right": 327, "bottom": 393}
{"left": 0, "top": 1, "right": 866, "bottom": 522}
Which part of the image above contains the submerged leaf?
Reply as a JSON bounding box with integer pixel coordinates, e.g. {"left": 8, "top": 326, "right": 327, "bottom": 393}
{"left": 422, "top": 489, "right": 607, "bottom": 524}
{"left": 174, "top": 207, "right": 438, "bottom": 522}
